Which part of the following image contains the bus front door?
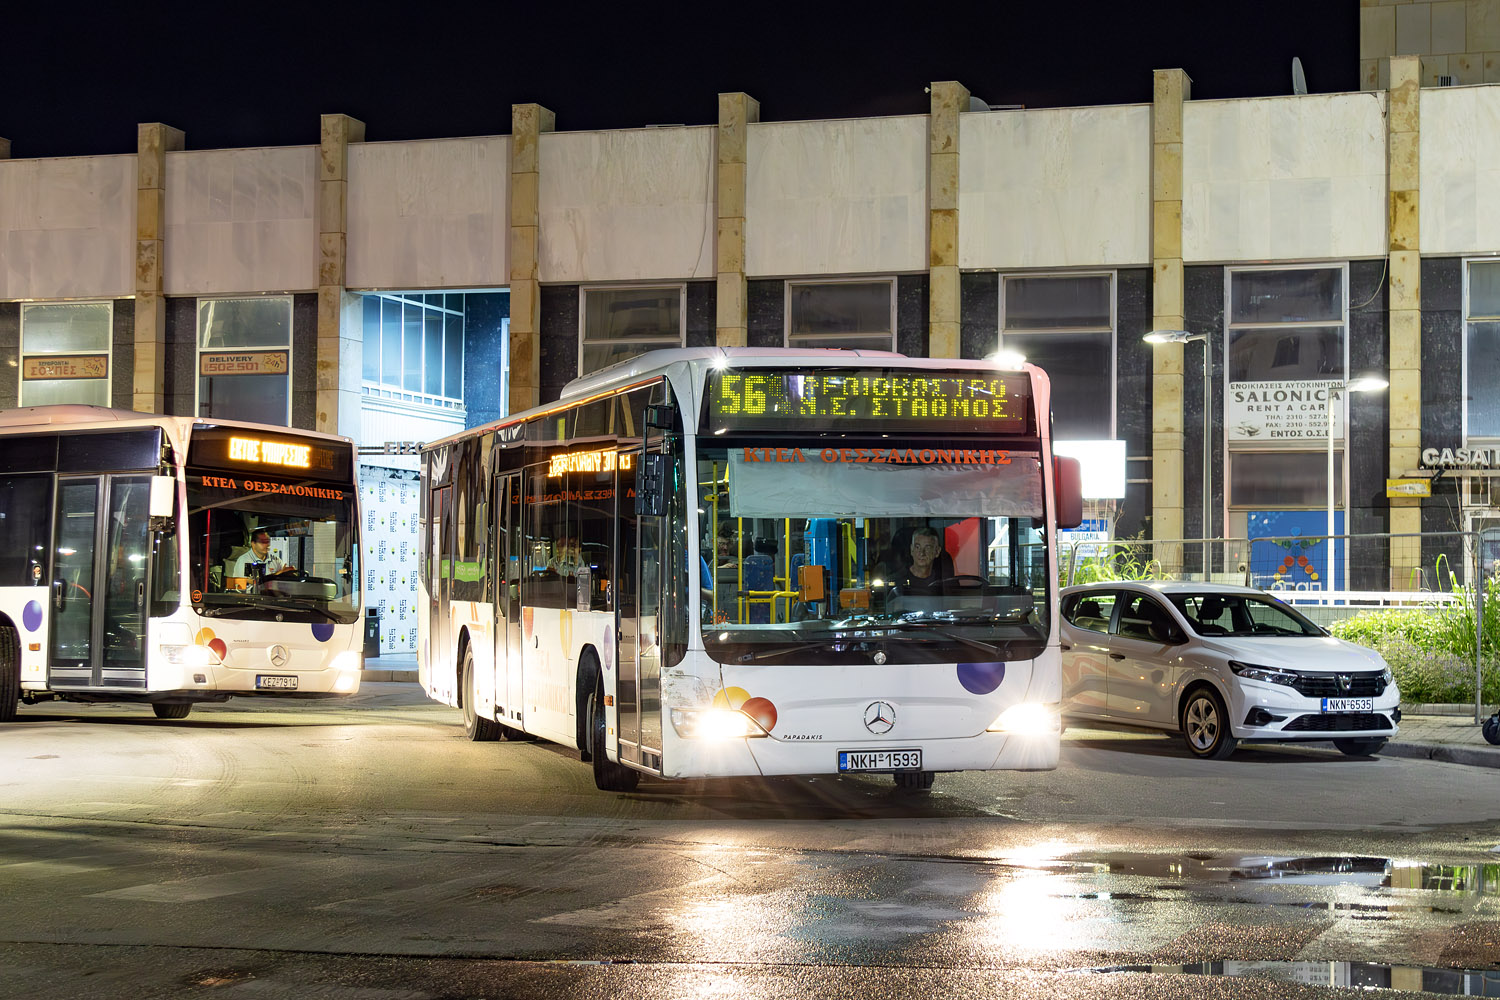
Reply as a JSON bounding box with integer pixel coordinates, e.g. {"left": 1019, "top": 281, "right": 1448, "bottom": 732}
{"left": 49, "top": 475, "right": 151, "bottom": 689}
{"left": 498, "top": 472, "right": 524, "bottom": 730}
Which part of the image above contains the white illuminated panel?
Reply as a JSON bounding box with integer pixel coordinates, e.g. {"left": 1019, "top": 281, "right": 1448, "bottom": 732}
{"left": 1053, "top": 440, "right": 1126, "bottom": 499}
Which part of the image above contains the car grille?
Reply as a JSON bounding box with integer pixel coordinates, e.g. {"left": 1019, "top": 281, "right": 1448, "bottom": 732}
{"left": 1282, "top": 713, "right": 1393, "bottom": 732}
{"left": 1289, "top": 673, "right": 1386, "bottom": 698}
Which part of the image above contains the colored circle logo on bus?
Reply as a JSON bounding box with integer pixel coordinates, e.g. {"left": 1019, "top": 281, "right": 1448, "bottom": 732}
{"left": 602, "top": 625, "right": 614, "bottom": 672}
{"left": 311, "top": 622, "right": 335, "bottom": 642}
{"left": 957, "top": 660, "right": 1005, "bottom": 695}
{"left": 712, "top": 686, "right": 778, "bottom": 732}
{"left": 195, "top": 628, "right": 228, "bottom": 660}
{"left": 22, "top": 600, "right": 43, "bottom": 632}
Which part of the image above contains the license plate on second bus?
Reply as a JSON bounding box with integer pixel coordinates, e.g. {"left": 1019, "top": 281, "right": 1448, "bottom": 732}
{"left": 838, "top": 749, "right": 922, "bottom": 772}
{"left": 256, "top": 675, "right": 299, "bottom": 690}
{"left": 1321, "top": 697, "right": 1372, "bottom": 712}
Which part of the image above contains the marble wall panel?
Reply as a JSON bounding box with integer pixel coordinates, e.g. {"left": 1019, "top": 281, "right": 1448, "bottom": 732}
{"left": 1421, "top": 86, "right": 1500, "bottom": 254}
{"left": 292, "top": 293, "right": 316, "bottom": 430}
{"left": 1183, "top": 93, "right": 1386, "bottom": 262}
{"left": 164, "top": 296, "right": 197, "bottom": 417}
{"left": 895, "top": 274, "right": 928, "bottom": 358}
{"left": 1349, "top": 259, "right": 1391, "bottom": 587}
{"left": 1116, "top": 268, "right": 1153, "bottom": 540}
{"left": 959, "top": 106, "right": 1151, "bottom": 269}
{"left": 111, "top": 298, "right": 134, "bottom": 410}
{"left": 539, "top": 284, "right": 579, "bottom": 403}
{"left": 959, "top": 273, "right": 999, "bottom": 360}
{"left": 685, "top": 281, "right": 715, "bottom": 349}
{"left": 164, "top": 147, "right": 318, "bottom": 295}
{"left": 463, "top": 291, "right": 511, "bottom": 428}
{"left": 539, "top": 127, "right": 714, "bottom": 283}
{"left": 347, "top": 137, "right": 511, "bottom": 290}
{"left": 0, "top": 155, "right": 136, "bottom": 299}
{"left": 1421, "top": 256, "right": 1464, "bottom": 451}
{"left": 1183, "top": 266, "right": 1227, "bottom": 545}
{"left": 746, "top": 116, "right": 927, "bottom": 277}
{"left": 0, "top": 303, "right": 18, "bottom": 408}
{"left": 747, "top": 280, "right": 783, "bottom": 349}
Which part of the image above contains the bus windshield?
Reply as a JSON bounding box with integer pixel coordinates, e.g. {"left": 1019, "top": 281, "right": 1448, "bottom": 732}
{"left": 186, "top": 471, "right": 360, "bottom": 624}
{"left": 697, "top": 440, "right": 1050, "bottom": 665}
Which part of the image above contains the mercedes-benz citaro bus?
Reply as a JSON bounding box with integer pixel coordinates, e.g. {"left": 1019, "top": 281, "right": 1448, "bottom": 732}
{"left": 419, "top": 348, "right": 1082, "bottom": 792}
{"left": 0, "top": 406, "right": 364, "bottom": 721}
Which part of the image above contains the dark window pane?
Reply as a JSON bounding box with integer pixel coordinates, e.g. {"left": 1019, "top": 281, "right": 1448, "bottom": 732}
{"left": 362, "top": 297, "right": 381, "bottom": 381}
{"left": 1468, "top": 320, "right": 1500, "bottom": 436}
{"left": 584, "top": 287, "right": 681, "bottom": 342}
{"left": 1002, "top": 330, "right": 1112, "bottom": 439}
{"left": 199, "top": 374, "right": 290, "bottom": 425}
{"left": 1470, "top": 261, "right": 1500, "bottom": 317}
{"left": 58, "top": 429, "right": 161, "bottom": 472}
{"left": 788, "top": 281, "right": 891, "bottom": 338}
{"left": 1230, "top": 268, "right": 1342, "bottom": 324}
{"left": 0, "top": 475, "right": 52, "bottom": 586}
{"left": 1230, "top": 450, "right": 1343, "bottom": 508}
{"left": 1003, "top": 275, "right": 1111, "bottom": 330}
{"left": 424, "top": 309, "right": 443, "bottom": 396}
{"left": 1228, "top": 326, "right": 1343, "bottom": 382}
{"left": 197, "top": 297, "right": 291, "bottom": 349}
{"left": 444, "top": 312, "right": 463, "bottom": 399}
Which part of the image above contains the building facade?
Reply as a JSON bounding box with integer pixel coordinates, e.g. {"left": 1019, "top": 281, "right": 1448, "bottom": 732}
{"left": 4, "top": 50, "right": 1500, "bottom": 636}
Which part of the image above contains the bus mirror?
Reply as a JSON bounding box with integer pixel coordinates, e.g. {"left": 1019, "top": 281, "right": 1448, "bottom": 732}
{"left": 798, "top": 564, "right": 825, "bottom": 603}
{"left": 645, "top": 404, "right": 674, "bottom": 430}
{"left": 149, "top": 475, "right": 175, "bottom": 520}
{"left": 636, "top": 453, "right": 667, "bottom": 516}
{"left": 1053, "top": 456, "right": 1083, "bottom": 530}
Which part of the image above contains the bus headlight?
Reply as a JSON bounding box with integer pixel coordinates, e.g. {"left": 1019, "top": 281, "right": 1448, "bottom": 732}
{"left": 987, "top": 702, "right": 1061, "bottom": 735}
{"left": 159, "top": 643, "right": 216, "bottom": 667}
{"left": 670, "top": 708, "right": 769, "bottom": 740}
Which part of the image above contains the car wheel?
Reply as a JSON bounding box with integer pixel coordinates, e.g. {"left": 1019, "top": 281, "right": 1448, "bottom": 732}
{"left": 893, "top": 770, "right": 935, "bottom": 793}
{"left": 1333, "top": 737, "right": 1388, "bottom": 756}
{"left": 588, "top": 677, "right": 639, "bottom": 792}
{"left": 152, "top": 703, "right": 191, "bottom": 720}
{"left": 1484, "top": 714, "right": 1500, "bottom": 746}
{"left": 1180, "top": 686, "right": 1237, "bottom": 760}
{"left": 461, "top": 645, "right": 501, "bottom": 742}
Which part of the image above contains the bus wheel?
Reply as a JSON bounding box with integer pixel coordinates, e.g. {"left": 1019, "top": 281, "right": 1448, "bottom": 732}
{"left": 588, "top": 677, "right": 639, "bottom": 792}
{"left": 153, "top": 703, "right": 191, "bottom": 720}
{"left": 461, "top": 644, "right": 501, "bottom": 742}
{"left": 893, "top": 770, "right": 935, "bottom": 793}
{"left": 0, "top": 625, "right": 18, "bottom": 723}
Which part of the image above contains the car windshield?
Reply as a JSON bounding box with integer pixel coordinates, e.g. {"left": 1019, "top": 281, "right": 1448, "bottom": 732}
{"left": 1167, "top": 592, "right": 1325, "bottom": 638}
{"left": 697, "top": 439, "right": 1050, "bottom": 665}
{"left": 186, "top": 469, "right": 360, "bottom": 624}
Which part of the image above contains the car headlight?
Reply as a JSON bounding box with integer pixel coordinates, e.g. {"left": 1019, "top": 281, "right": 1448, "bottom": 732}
{"left": 1382, "top": 666, "right": 1394, "bottom": 686}
{"left": 669, "top": 708, "right": 769, "bottom": 740}
{"left": 1228, "top": 660, "right": 1299, "bottom": 686}
{"left": 987, "top": 702, "right": 1061, "bottom": 735}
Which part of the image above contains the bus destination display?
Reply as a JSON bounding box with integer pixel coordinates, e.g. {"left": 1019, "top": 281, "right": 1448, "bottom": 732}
{"left": 706, "top": 370, "right": 1030, "bottom": 433}
{"left": 187, "top": 425, "right": 352, "bottom": 480}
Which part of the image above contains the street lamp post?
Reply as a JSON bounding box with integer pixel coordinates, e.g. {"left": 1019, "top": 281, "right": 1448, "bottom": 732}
{"left": 1324, "top": 375, "right": 1388, "bottom": 597}
{"left": 1145, "top": 330, "right": 1211, "bottom": 577}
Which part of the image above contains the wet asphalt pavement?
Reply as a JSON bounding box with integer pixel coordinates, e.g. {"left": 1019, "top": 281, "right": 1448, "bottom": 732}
{"left": 1, "top": 682, "right": 1497, "bottom": 999}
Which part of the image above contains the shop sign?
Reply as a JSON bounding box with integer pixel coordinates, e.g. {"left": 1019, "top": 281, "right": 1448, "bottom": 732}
{"left": 1227, "top": 381, "right": 1341, "bottom": 442}
{"left": 1060, "top": 518, "right": 1111, "bottom": 559}
{"left": 1421, "top": 447, "right": 1500, "bottom": 469}
{"left": 199, "top": 350, "right": 289, "bottom": 376}
{"left": 23, "top": 354, "right": 108, "bottom": 380}
{"left": 1386, "top": 478, "right": 1432, "bottom": 498}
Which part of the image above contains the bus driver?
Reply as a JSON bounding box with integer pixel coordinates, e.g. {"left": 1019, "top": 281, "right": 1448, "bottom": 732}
{"left": 231, "top": 529, "right": 289, "bottom": 587}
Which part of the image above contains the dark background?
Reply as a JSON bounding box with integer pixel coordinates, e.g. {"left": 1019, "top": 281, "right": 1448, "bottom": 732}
{"left": 2, "top": 1, "right": 1357, "bottom": 157}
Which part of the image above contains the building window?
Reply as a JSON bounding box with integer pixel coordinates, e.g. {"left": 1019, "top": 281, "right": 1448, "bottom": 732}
{"left": 19, "top": 302, "right": 113, "bottom": 407}
{"left": 197, "top": 296, "right": 293, "bottom": 425}
{"left": 1466, "top": 259, "right": 1500, "bottom": 439}
{"left": 580, "top": 285, "right": 684, "bottom": 375}
{"left": 786, "top": 278, "right": 894, "bottom": 351}
{"left": 999, "top": 272, "right": 1114, "bottom": 440}
{"left": 1224, "top": 265, "right": 1348, "bottom": 509}
{"left": 361, "top": 293, "right": 466, "bottom": 409}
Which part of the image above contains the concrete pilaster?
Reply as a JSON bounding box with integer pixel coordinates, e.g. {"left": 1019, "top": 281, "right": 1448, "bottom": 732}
{"left": 716, "top": 93, "right": 759, "bottom": 348}
{"left": 134, "top": 123, "right": 184, "bottom": 414}
{"left": 928, "top": 82, "right": 968, "bottom": 360}
{"left": 317, "top": 114, "right": 365, "bottom": 435}
{"left": 1151, "top": 70, "right": 1191, "bottom": 566}
{"left": 510, "top": 103, "right": 554, "bottom": 411}
{"left": 1387, "top": 55, "right": 1423, "bottom": 582}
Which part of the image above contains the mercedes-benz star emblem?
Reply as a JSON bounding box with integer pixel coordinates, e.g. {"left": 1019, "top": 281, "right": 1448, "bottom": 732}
{"left": 268, "top": 644, "right": 289, "bottom": 668}
{"left": 863, "top": 701, "right": 895, "bottom": 734}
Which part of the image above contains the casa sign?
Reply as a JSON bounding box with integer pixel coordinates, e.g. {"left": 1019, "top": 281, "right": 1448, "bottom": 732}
{"left": 1421, "top": 447, "right": 1500, "bottom": 469}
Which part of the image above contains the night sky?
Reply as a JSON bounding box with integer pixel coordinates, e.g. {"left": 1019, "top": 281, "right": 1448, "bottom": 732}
{"left": 2, "top": 2, "right": 1357, "bottom": 158}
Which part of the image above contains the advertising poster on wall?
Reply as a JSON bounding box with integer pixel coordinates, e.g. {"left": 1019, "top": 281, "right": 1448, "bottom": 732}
{"left": 1247, "top": 509, "right": 1345, "bottom": 593}
{"left": 1227, "top": 381, "right": 1341, "bottom": 442}
{"left": 360, "top": 465, "right": 421, "bottom": 654}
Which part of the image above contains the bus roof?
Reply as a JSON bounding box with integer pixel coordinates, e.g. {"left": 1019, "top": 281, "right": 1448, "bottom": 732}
{"left": 0, "top": 404, "right": 356, "bottom": 448}
{"left": 423, "top": 347, "right": 1040, "bottom": 454}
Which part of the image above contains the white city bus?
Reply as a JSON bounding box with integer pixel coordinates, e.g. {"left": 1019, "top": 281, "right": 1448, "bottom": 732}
{"left": 419, "top": 348, "right": 1081, "bottom": 791}
{"left": 0, "top": 406, "right": 364, "bottom": 721}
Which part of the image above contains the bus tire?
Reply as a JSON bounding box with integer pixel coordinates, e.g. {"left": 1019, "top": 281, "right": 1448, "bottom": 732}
{"left": 588, "top": 676, "right": 639, "bottom": 792}
{"left": 460, "top": 644, "right": 501, "bottom": 742}
{"left": 0, "top": 625, "right": 18, "bottom": 723}
{"left": 153, "top": 703, "right": 191, "bottom": 720}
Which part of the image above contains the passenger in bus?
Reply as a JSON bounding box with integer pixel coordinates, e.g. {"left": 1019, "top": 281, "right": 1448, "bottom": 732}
{"left": 894, "top": 526, "right": 951, "bottom": 591}
{"left": 230, "top": 529, "right": 289, "bottom": 588}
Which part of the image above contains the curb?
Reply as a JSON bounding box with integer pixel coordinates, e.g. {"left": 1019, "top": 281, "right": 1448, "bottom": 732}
{"left": 1382, "top": 740, "right": 1500, "bottom": 769}
{"left": 361, "top": 669, "right": 419, "bottom": 683}
{"left": 1402, "top": 703, "right": 1498, "bottom": 717}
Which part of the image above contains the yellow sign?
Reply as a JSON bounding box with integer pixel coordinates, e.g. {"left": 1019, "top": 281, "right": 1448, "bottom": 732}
{"left": 1386, "top": 478, "right": 1431, "bottom": 498}
{"left": 229, "top": 437, "right": 312, "bottom": 469}
{"left": 23, "top": 354, "right": 108, "bottom": 380}
{"left": 200, "top": 350, "right": 289, "bottom": 376}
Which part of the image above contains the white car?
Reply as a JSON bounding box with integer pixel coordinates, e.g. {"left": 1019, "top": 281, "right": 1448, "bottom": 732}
{"left": 1060, "top": 581, "right": 1399, "bottom": 760}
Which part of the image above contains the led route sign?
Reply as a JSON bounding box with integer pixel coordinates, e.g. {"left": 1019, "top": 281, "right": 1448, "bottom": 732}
{"left": 706, "top": 370, "right": 1030, "bottom": 433}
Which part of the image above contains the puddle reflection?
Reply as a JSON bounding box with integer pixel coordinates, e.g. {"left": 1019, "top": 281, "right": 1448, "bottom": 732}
{"left": 1078, "top": 961, "right": 1500, "bottom": 996}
